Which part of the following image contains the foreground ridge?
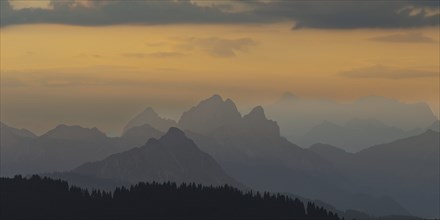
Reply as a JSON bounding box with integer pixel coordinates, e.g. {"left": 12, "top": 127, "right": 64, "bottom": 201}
{"left": 0, "top": 175, "right": 340, "bottom": 220}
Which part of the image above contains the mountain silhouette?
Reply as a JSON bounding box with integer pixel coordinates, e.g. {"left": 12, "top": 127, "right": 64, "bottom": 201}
{"left": 1, "top": 123, "right": 172, "bottom": 176}
{"left": 41, "top": 124, "right": 108, "bottom": 141}
{"left": 309, "top": 143, "right": 353, "bottom": 162}
{"left": 310, "top": 130, "right": 440, "bottom": 218}
{"left": 267, "top": 93, "right": 437, "bottom": 141}
{"left": 1, "top": 124, "right": 120, "bottom": 176}
{"left": 118, "top": 124, "right": 164, "bottom": 151}
{"left": 298, "top": 118, "right": 421, "bottom": 152}
{"left": 178, "top": 94, "right": 242, "bottom": 134}
{"left": 73, "top": 127, "right": 244, "bottom": 188}
{"left": 180, "top": 95, "right": 408, "bottom": 217}
{"left": 2, "top": 96, "right": 435, "bottom": 218}
{"left": 1, "top": 122, "right": 36, "bottom": 138}
{"left": 123, "top": 107, "right": 177, "bottom": 133}
{"left": 1, "top": 122, "right": 37, "bottom": 176}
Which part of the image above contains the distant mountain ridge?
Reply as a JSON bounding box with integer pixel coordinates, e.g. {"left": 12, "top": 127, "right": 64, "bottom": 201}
{"left": 309, "top": 130, "right": 440, "bottom": 218}
{"left": 177, "top": 95, "right": 409, "bottom": 217}
{"left": 178, "top": 94, "right": 242, "bottom": 134}
{"left": 1, "top": 123, "right": 165, "bottom": 177}
{"left": 123, "top": 107, "right": 177, "bottom": 133}
{"left": 73, "top": 127, "right": 244, "bottom": 189}
{"left": 41, "top": 124, "right": 108, "bottom": 141}
{"left": 266, "top": 93, "right": 437, "bottom": 140}
{"left": 2, "top": 95, "right": 437, "bottom": 218}
{"left": 298, "top": 118, "right": 422, "bottom": 152}
{"left": 1, "top": 122, "right": 36, "bottom": 138}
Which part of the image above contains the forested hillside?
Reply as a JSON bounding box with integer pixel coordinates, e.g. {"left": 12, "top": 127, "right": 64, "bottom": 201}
{"left": 0, "top": 175, "right": 340, "bottom": 220}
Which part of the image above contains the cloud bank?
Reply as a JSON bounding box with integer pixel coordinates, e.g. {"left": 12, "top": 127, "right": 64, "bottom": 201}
{"left": 1, "top": 0, "right": 438, "bottom": 29}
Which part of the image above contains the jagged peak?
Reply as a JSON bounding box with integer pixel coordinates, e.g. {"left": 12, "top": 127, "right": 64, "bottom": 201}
{"left": 162, "top": 127, "right": 186, "bottom": 139}
{"left": 202, "top": 94, "right": 223, "bottom": 103}
{"left": 145, "top": 137, "right": 160, "bottom": 145}
{"left": 244, "top": 106, "right": 266, "bottom": 120}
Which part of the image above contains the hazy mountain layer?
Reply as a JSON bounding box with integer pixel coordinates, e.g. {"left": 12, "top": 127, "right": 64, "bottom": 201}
{"left": 2, "top": 95, "right": 436, "bottom": 218}
{"left": 123, "top": 107, "right": 177, "bottom": 133}
{"left": 1, "top": 123, "right": 163, "bottom": 176}
{"left": 266, "top": 93, "right": 437, "bottom": 140}
{"left": 180, "top": 95, "right": 409, "bottom": 217}
{"left": 73, "top": 128, "right": 243, "bottom": 188}
{"left": 1, "top": 122, "right": 36, "bottom": 138}
{"left": 310, "top": 131, "right": 440, "bottom": 218}
{"left": 298, "top": 118, "right": 422, "bottom": 152}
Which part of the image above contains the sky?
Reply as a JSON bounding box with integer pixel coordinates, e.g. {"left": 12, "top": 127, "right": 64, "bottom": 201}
{"left": 1, "top": 0, "right": 439, "bottom": 136}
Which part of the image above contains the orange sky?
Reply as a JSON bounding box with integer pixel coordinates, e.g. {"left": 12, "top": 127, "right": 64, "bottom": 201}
{"left": 1, "top": 23, "right": 439, "bottom": 135}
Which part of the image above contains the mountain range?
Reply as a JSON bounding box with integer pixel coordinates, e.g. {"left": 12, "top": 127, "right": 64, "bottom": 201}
{"left": 123, "top": 107, "right": 177, "bottom": 133}
{"left": 177, "top": 95, "right": 411, "bottom": 216}
{"left": 0, "top": 123, "right": 163, "bottom": 176}
{"left": 266, "top": 93, "right": 437, "bottom": 141}
{"left": 310, "top": 130, "right": 439, "bottom": 218}
{"left": 297, "top": 118, "right": 422, "bottom": 152}
{"left": 73, "top": 127, "right": 243, "bottom": 189}
{"left": 1, "top": 95, "right": 438, "bottom": 218}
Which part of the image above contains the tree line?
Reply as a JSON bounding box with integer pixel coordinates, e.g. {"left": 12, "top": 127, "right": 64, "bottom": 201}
{"left": 1, "top": 175, "right": 341, "bottom": 220}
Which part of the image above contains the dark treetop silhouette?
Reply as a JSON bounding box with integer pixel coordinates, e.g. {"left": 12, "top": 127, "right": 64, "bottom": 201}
{"left": 0, "top": 175, "right": 341, "bottom": 220}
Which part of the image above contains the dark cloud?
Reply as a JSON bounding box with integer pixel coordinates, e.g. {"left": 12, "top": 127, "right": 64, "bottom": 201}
{"left": 340, "top": 65, "right": 439, "bottom": 79}
{"left": 1, "top": 0, "right": 439, "bottom": 29}
{"left": 0, "top": 0, "right": 263, "bottom": 27}
{"left": 250, "top": 0, "right": 439, "bottom": 29}
{"left": 369, "top": 33, "right": 436, "bottom": 43}
{"left": 178, "top": 37, "right": 257, "bottom": 57}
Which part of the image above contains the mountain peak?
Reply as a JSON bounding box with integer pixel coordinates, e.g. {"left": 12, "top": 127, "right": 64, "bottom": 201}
{"left": 200, "top": 94, "right": 224, "bottom": 105}
{"left": 124, "top": 107, "right": 177, "bottom": 133}
{"left": 163, "top": 127, "right": 186, "bottom": 138}
{"left": 244, "top": 106, "right": 266, "bottom": 120}
{"left": 178, "top": 95, "right": 241, "bottom": 134}
{"left": 242, "top": 106, "right": 280, "bottom": 137}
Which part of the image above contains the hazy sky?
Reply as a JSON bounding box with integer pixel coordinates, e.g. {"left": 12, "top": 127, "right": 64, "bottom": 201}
{"left": 1, "top": 0, "right": 439, "bottom": 135}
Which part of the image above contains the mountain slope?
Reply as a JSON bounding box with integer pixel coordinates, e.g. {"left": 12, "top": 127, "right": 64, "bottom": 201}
{"left": 1, "top": 122, "right": 36, "bottom": 138}
{"left": 313, "top": 131, "right": 440, "bottom": 218}
{"left": 299, "top": 119, "right": 421, "bottom": 152}
{"left": 1, "top": 125, "right": 120, "bottom": 176}
{"left": 74, "top": 127, "right": 243, "bottom": 188}
{"left": 180, "top": 95, "right": 407, "bottom": 217}
{"left": 118, "top": 124, "right": 164, "bottom": 151}
{"left": 178, "top": 95, "right": 242, "bottom": 134}
{"left": 266, "top": 94, "right": 436, "bottom": 140}
{"left": 123, "top": 107, "right": 177, "bottom": 133}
